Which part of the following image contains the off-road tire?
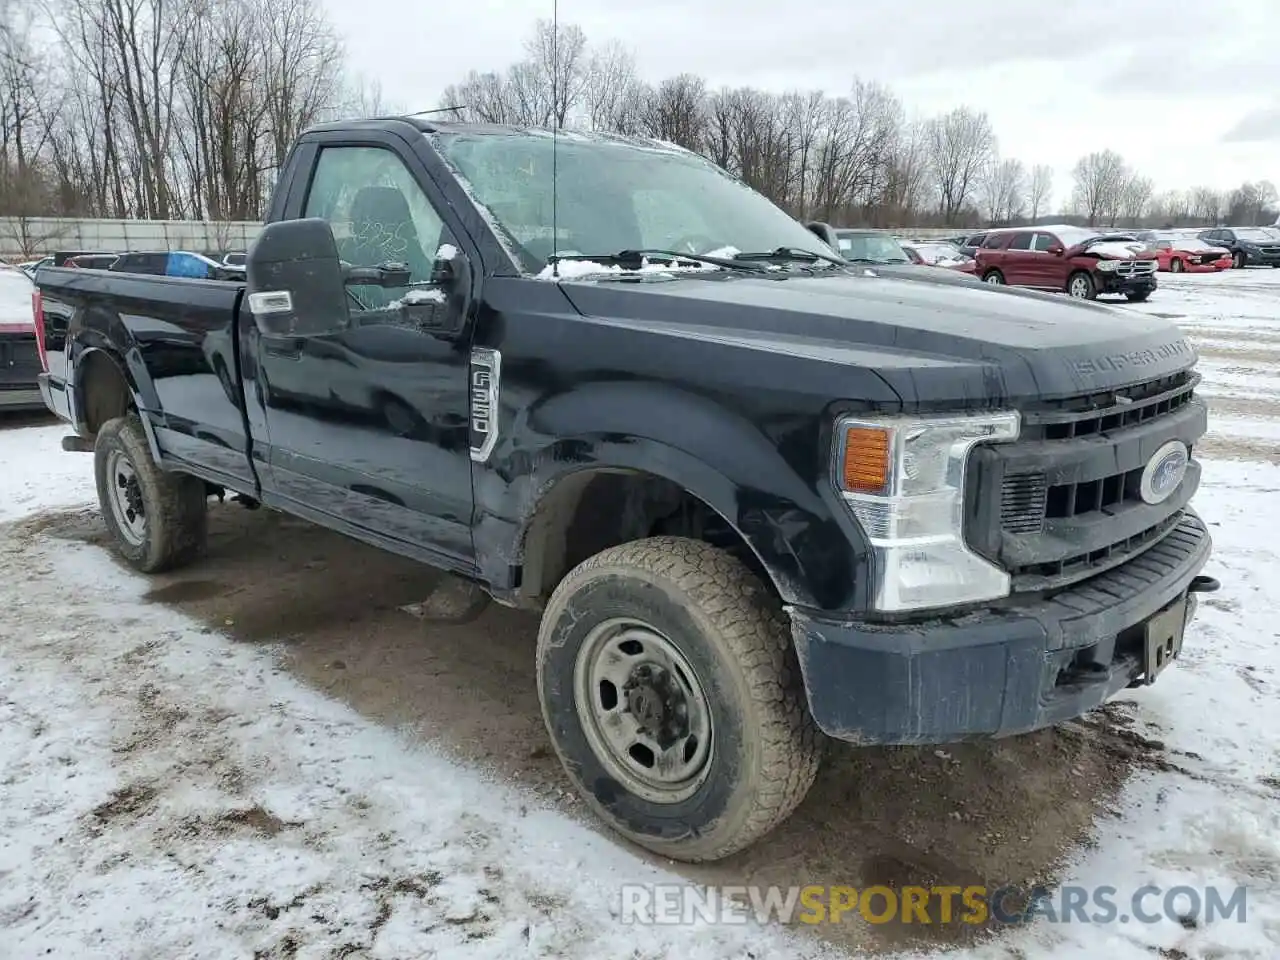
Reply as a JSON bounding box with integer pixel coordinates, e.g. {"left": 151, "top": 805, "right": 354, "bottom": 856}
{"left": 536, "top": 536, "right": 821, "bottom": 862}
{"left": 94, "top": 414, "right": 208, "bottom": 573}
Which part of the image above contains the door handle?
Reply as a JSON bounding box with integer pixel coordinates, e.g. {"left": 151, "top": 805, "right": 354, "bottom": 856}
{"left": 262, "top": 335, "right": 305, "bottom": 359}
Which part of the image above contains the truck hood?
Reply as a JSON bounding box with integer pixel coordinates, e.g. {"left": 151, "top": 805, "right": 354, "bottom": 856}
{"left": 554, "top": 268, "right": 1196, "bottom": 408}
{"left": 1069, "top": 239, "right": 1153, "bottom": 260}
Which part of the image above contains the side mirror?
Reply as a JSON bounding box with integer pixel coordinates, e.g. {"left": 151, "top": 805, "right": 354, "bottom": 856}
{"left": 804, "top": 221, "right": 840, "bottom": 252}
{"left": 246, "top": 218, "right": 350, "bottom": 336}
{"left": 1047, "top": 245, "right": 1064, "bottom": 256}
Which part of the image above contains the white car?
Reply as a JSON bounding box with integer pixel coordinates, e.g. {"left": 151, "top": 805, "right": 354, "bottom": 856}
{"left": 0, "top": 268, "right": 44, "bottom": 411}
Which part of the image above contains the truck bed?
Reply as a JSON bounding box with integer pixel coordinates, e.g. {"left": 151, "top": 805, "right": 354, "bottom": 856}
{"left": 35, "top": 266, "right": 256, "bottom": 491}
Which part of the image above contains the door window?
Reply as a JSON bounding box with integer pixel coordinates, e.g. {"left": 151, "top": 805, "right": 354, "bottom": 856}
{"left": 1031, "top": 233, "right": 1057, "bottom": 252}
{"left": 303, "top": 146, "right": 452, "bottom": 311}
{"left": 981, "top": 234, "right": 1005, "bottom": 249}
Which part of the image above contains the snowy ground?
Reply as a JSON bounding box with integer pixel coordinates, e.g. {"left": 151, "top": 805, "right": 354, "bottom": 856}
{"left": 2, "top": 269, "right": 1279, "bottom": 960}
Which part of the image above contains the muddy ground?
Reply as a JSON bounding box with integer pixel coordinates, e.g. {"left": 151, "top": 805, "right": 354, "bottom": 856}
{"left": 9, "top": 496, "right": 1188, "bottom": 956}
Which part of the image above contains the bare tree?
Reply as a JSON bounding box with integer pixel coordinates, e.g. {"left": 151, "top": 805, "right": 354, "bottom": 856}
{"left": 1070, "top": 149, "right": 1128, "bottom": 226}
{"left": 1227, "top": 180, "right": 1279, "bottom": 226}
{"left": 978, "top": 157, "right": 1026, "bottom": 225}
{"left": 1118, "top": 173, "right": 1153, "bottom": 226}
{"left": 925, "top": 107, "right": 995, "bottom": 225}
{"left": 1028, "top": 164, "right": 1053, "bottom": 221}
{"left": 1189, "top": 186, "right": 1225, "bottom": 225}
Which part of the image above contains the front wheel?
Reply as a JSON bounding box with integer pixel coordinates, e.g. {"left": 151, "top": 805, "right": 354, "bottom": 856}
{"left": 1233, "top": 251, "right": 1246, "bottom": 269}
{"left": 94, "top": 414, "right": 208, "bottom": 573}
{"left": 536, "top": 537, "right": 821, "bottom": 862}
{"left": 1067, "top": 271, "right": 1097, "bottom": 300}
{"left": 1169, "top": 258, "right": 1184, "bottom": 273}
{"left": 982, "top": 269, "right": 1005, "bottom": 285}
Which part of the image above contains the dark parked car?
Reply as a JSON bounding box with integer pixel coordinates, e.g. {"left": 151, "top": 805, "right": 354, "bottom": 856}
{"left": 32, "top": 117, "right": 1216, "bottom": 862}
{"left": 64, "top": 253, "right": 119, "bottom": 270}
{"left": 1195, "top": 227, "right": 1280, "bottom": 269}
{"left": 975, "top": 226, "right": 1158, "bottom": 301}
{"left": 109, "top": 250, "right": 243, "bottom": 281}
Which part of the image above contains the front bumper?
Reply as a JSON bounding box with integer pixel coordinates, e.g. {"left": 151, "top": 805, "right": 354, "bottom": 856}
{"left": 1241, "top": 251, "right": 1280, "bottom": 267}
{"left": 790, "top": 511, "right": 1212, "bottom": 745}
{"left": 1098, "top": 271, "right": 1157, "bottom": 296}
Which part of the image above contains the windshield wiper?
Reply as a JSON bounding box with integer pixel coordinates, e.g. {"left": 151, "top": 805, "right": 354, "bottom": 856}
{"left": 545, "top": 249, "right": 766, "bottom": 274}
{"left": 733, "top": 246, "right": 847, "bottom": 267}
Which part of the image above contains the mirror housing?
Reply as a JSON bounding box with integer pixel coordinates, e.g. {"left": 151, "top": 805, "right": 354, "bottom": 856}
{"left": 1046, "top": 244, "right": 1065, "bottom": 256}
{"left": 804, "top": 221, "right": 840, "bottom": 252}
{"left": 246, "top": 218, "right": 350, "bottom": 336}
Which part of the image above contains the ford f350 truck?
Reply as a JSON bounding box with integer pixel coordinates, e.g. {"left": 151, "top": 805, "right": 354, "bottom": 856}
{"left": 33, "top": 118, "right": 1217, "bottom": 862}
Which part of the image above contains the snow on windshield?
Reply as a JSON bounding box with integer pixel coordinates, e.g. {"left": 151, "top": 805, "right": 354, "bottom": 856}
{"left": 535, "top": 256, "right": 722, "bottom": 281}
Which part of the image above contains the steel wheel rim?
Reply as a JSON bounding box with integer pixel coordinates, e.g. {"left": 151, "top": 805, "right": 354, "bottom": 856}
{"left": 1069, "top": 276, "right": 1090, "bottom": 297}
{"left": 105, "top": 449, "right": 147, "bottom": 545}
{"left": 573, "top": 617, "right": 714, "bottom": 804}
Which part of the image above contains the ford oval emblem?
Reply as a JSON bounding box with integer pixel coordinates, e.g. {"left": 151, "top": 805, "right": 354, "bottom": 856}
{"left": 1139, "top": 440, "right": 1189, "bottom": 505}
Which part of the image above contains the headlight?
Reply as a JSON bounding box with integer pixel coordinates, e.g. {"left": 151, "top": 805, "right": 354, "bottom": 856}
{"left": 832, "top": 411, "right": 1020, "bottom": 612}
{"left": 1095, "top": 260, "right": 1122, "bottom": 272}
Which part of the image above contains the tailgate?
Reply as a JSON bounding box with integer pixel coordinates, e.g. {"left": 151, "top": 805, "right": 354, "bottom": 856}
{"left": 0, "top": 332, "right": 40, "bottom": 388}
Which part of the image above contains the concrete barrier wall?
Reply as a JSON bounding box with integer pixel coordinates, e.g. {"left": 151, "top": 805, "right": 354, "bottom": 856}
{"left": 0, "top": 216, "right": 964, "bottom": 260}
{"left": 0, "top": 218, "right": 264, "bottom": 259}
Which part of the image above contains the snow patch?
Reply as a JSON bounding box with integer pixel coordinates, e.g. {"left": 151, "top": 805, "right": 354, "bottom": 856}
{"left": 536, "top": 257, "right": 720, "bottom": 281}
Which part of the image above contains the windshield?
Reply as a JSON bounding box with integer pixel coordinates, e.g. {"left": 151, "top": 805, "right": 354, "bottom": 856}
{"left": 834, "top": 232, "right": 909, "bottom": 263}
{"left": 432, "top": 131, "right": 835, "bottom": 273}
{"left": 1237, "top": 228, "right": 1280, "bottom": 242}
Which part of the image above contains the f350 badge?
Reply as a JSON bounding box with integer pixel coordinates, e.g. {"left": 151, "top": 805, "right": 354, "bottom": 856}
{"left": 469, "top": 348, "right": 501, "bottom": 462}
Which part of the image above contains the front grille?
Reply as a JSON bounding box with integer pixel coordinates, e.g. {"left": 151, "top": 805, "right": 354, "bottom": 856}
{"left": 1261, "top": 246, "right": 1280, "bottom": 257}
{"left": 1110, "top": 260, "right": 1156, "bottom": 276}
{"left": 967, "top": 369, "right": 1206, "bottom": 594}
{"left": 1008, "top": 512, "right": 1184, "bottom": 592}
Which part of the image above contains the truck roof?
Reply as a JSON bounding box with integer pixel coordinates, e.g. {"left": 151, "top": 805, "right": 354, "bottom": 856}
{"left": 299, "top": 116, "right": 696, "bottom": 157}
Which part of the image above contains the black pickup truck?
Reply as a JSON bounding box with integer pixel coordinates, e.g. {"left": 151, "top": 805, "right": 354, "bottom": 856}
{"left": 33, "top": 118, "right": 1218, "bottom": 862}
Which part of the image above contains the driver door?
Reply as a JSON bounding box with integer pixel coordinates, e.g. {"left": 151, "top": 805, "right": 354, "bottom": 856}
{"left": 249, "top": 139, "right": 476, "bottom": 567}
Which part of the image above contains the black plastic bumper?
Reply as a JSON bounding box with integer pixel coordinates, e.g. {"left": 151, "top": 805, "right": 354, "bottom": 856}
{"left": 790, "top": 511, "right": 1212, "bottom": 745}
{"left": 1098, "top": 272, "right": 1157, "bottom": 295}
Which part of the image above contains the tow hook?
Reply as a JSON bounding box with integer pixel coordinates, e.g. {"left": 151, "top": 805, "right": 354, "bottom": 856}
{"left": 1185, "top": 575, "right": 1219, "bottom": 627}
{"left": 61, "top": 435, "right": 93, "bottom": 453}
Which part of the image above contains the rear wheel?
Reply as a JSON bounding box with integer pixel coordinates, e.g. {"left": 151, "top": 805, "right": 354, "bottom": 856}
{"left": 95, "top": 414, "right": 208, "bottom": 573}
{"left": 1067, "top": 271, "right": 1097, "bottom": 300}
{"left": 536, "top": 536, "right": 821, "bottom": 862}
{"left": 982, "top": 269, "right": 1005, "bottom": 285}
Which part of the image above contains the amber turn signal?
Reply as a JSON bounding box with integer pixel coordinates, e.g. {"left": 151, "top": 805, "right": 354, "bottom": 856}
{"left": 842, "top": 426, "right": 891, "bottom": 493}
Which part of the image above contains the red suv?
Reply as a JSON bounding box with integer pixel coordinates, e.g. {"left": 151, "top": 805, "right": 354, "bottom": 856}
{"left": 974, "top": 226, "right": 1158, "bottom": 302}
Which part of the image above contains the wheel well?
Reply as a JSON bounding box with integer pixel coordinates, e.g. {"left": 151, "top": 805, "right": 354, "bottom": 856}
{"left": 517, "top": 469, "right": 778, "bottom": 609}
{"left": 79, "top": 351, "right": 134, "bottom": 435}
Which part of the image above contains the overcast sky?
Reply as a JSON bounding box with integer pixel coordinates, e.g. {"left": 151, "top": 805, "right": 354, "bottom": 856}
{"left": 324, "top": 0, "right": 1278, "bottom": 201}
